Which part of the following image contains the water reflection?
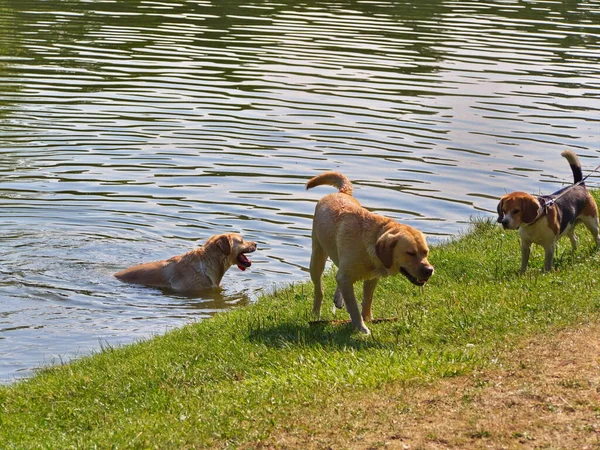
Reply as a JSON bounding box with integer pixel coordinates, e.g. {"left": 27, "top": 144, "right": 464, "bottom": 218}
{"left": 0, "top": 0, "right": 599, "bottom": 382}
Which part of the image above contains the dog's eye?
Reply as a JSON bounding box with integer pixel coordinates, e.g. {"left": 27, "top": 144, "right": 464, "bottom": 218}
{"left": 406, "top": 251, "right": 417, "bottom": 257}
{"left": 512, "top": 209, "right": 520, "bottom": 214}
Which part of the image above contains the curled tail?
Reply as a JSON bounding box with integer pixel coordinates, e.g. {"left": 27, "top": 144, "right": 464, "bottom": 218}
{"left": 306, "top": 171, "right": 353, "bottom": 196}
{"left": 561, "top": 150, "right": 583, "bottom": 184}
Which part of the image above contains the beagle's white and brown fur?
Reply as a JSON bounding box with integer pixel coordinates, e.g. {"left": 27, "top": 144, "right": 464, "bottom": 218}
{"left": 497, "top": 150, "right": 600, "bottom": 273}
{"left": 306, "top": 171, "right": 434, "bottom": 334}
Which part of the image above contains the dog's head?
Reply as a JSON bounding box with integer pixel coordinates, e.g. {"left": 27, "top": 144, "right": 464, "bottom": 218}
{"left": 375, "top": 225, "right": 434, "bottom": 286}
{"left": 207, "top": 233, "right": 257, "bottom": 271}
{"left": 496, "top": 192, "right": 540, "bottom": 230}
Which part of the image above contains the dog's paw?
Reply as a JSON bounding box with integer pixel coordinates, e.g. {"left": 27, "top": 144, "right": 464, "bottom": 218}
{"left": 358, "top": 325, "right": 371, "bottom": 335}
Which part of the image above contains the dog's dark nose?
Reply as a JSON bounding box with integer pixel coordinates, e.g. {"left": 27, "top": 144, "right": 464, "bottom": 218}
{"left": 501, "top": 218, "right": 509, "bottom": 226}
{"left": 422, "top": 266, "right": 434, "bottom": 278}
{"left": 496, "top": 216, "right": 503, "bottom": 223}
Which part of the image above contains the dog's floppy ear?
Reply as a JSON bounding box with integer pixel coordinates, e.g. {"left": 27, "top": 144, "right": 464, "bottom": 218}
{"left": 521, "top": 196, "right": 540, "bottom": 224}
{"left": 496, "top": 197, "right": 505, "bottom": 223}
{"left": 376, "top": 233, "right": 398, "bottom": 269}
{"left": 215, "top": 234, "right": 232, "bottom": 255}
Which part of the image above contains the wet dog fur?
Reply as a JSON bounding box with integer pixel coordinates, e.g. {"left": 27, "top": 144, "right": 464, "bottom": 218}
{"left": 114, "top": 233, "right": 257, "bottom": 292}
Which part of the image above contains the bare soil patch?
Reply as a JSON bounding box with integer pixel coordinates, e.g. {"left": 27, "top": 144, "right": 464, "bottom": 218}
{"left": 253, "top": 323, "right": 600, "bottom": 449}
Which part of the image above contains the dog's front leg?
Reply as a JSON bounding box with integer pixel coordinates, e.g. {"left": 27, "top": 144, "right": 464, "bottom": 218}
{"left": 336, "top": 272, "right": 370, "bottom": 334}
{"left": 361, "top": 278, "right": 379, "bottom": 322}
{"left": 543, "top": 244, "right": 555, "bottom": 272}
{"left": 520, "top": 239, "right": 531, "bottom": 274}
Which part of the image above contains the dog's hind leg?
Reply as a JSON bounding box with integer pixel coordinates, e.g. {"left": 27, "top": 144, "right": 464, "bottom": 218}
{"left": 580, "top": 215, "right": 600, "bottom": 248}
{"left": 333, "top": 284, "right": 344, "bottom": 313}
{"left": 567, "top": 226, "right": 578, "bottom": 251}
{"left": 310, "top": 238, "right": 328, "bottom": 318}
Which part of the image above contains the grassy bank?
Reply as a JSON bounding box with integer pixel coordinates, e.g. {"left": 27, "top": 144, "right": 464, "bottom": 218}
{"left": 2, "top": 211, "right": 600, "bottom": 448}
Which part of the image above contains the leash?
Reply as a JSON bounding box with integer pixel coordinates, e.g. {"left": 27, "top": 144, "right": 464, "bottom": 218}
{"left": 527, "top": 161, "right": 600, "bottom": 226}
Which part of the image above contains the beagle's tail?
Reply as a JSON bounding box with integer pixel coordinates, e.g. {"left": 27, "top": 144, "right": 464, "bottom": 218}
{"left": 306, "top": 171, "right": 353, "bottom": 196}
{"left": 561, "top": 150, "right": 583, "bottom": 184}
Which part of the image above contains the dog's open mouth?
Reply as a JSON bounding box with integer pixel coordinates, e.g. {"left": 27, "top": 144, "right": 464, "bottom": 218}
{"left": 236, "top": 249, "right": 255, "bottom": 271}
{"left": 400, "top": 268, "right": 429, "bottom": 287}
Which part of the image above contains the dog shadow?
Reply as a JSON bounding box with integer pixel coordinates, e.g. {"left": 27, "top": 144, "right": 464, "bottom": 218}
{"left": 246, "top": 316, "right": 390, "bottom": 351}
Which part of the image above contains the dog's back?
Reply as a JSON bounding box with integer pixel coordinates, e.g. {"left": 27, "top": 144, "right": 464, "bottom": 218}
{"left": 306, "top": 171, "right": 390, "bottom": 267}
{"left": 114, "top": 257, "right": 176, "bottom": 288}
{"left": 545, "top": 150, "right": 596, "bottom": 235}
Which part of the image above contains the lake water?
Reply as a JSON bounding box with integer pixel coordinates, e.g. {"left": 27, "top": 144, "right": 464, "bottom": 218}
{"left": 1, "top": 0, "right": 598, "bottom": 382}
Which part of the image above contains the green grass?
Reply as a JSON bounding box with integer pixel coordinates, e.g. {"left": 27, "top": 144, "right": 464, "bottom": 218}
{"left": 2, "top": 202, "right": 600, "bottom": 448}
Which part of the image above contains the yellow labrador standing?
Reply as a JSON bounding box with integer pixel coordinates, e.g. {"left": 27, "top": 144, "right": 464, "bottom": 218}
{"left": 114, "top": 233, "right": 256, "bottom": 292}
{"left": 306, "top": 172, "right": 434, "bottom": 334}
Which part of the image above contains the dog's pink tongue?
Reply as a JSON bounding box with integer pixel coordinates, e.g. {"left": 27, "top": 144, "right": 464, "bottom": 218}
{"left": 237, "top": 253, "right": 251, "bottom": 271}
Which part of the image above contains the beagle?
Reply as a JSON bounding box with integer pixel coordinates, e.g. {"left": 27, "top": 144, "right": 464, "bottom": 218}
{"left": 497, "top": 150, "right": 600, "bottom": 273}
{"left": 306, "top": 171, "right": 434, "bottom": 334}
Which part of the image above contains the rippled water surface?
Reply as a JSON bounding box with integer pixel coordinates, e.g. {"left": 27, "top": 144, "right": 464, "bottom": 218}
{"left": 1, "top": 0, "right": 599, "bottom": 382}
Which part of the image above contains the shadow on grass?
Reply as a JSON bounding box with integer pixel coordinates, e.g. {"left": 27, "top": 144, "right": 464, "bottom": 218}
{"left": 246, "top": 316, "right": 390, "bottom": 351}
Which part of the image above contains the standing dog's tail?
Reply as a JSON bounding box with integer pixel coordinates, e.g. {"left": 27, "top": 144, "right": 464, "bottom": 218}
{"left": 562, "top": 150, "right": 583, "bottom": 184}
{"left": 306, "top": 171, "right": 353, "bottom": 196}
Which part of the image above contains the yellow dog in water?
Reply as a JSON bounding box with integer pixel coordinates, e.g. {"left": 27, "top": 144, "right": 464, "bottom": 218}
{"left": 114, "top": 233, "right": 257, "bottom": 292}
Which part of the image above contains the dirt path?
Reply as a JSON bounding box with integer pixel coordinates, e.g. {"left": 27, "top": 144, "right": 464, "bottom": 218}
{"left": 256, "top": 323, "right": 600, "bottom": 449}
